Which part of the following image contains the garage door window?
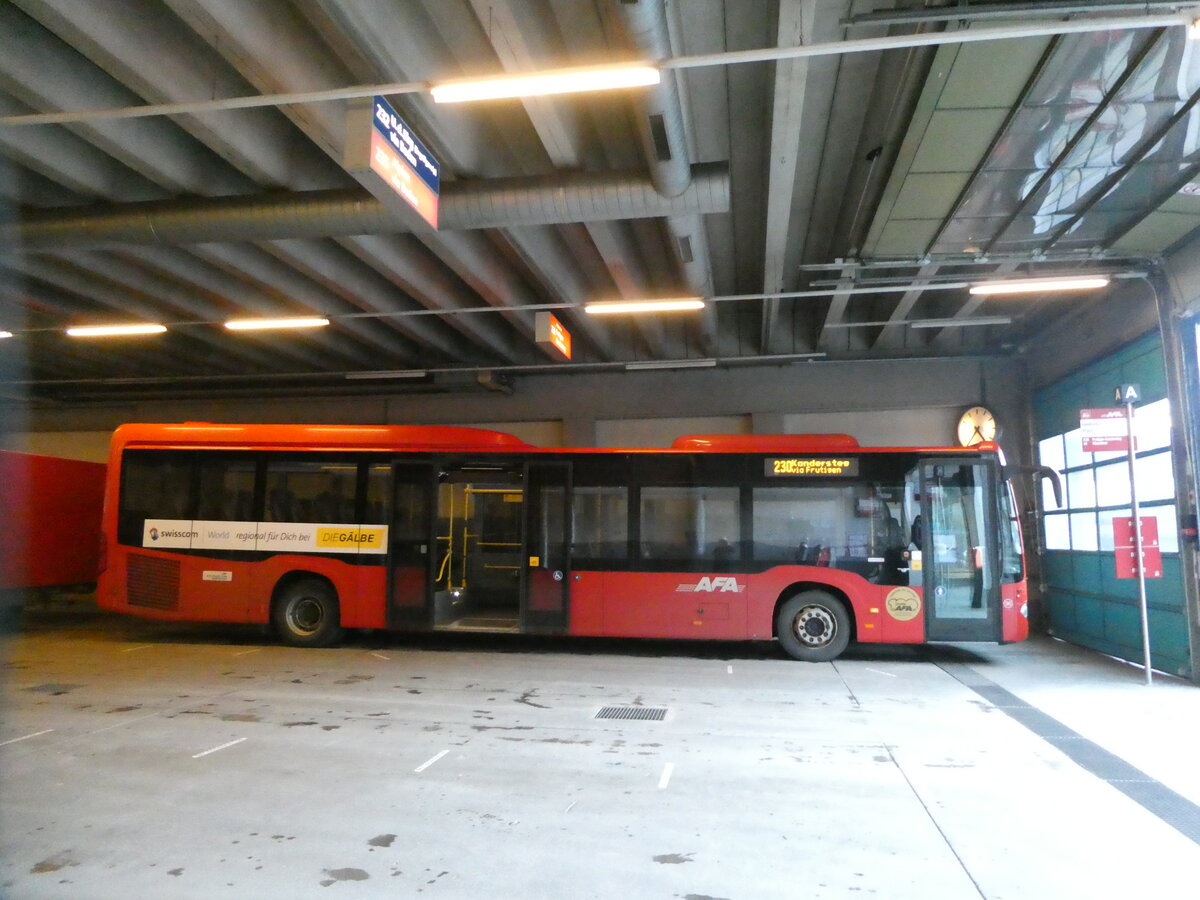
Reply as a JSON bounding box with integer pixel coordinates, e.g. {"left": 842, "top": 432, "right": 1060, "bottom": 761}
{"left": 1039, "top": 398, "right": 1177, "bottom": 553}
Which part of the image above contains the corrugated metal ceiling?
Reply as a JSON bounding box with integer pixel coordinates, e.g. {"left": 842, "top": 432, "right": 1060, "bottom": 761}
{"left": 1, "top": 0, "right": 1198, "bottom": 403}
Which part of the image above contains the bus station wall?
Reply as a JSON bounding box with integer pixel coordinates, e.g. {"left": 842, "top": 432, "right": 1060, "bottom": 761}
{"left": 0, "top": 430, "right": 113, "bottom": 464}
{"left": 8, "top": 356, "right": 1028, "bottom": 459}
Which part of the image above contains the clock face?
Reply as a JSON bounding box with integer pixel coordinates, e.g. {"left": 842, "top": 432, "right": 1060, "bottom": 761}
{"left": 957, "top": 406, "right": 998, "bottom": 446}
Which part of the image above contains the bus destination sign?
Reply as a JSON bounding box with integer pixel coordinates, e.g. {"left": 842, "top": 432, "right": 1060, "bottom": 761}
{"left": 766, "top": 457, "right": 859, "bottom": 477}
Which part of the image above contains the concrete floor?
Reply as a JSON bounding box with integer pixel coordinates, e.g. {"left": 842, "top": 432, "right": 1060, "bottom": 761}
{"left": 2, "top": 598, "right": 1199, "bottom": 899}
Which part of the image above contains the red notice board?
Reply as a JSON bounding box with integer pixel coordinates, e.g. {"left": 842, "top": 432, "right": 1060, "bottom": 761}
{"left": 1113, "top": 516, "right": 1162, "bottom": 579}
{"left": 1080, "top": 408, "right": 1130, "bottom": 453}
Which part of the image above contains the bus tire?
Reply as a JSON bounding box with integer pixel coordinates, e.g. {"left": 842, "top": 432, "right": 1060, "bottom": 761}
{"left": 272, "top": 578, "right": 344, "bottom": 648}
{"left": 776, "top": 591, "right": 850, "bottom": 662}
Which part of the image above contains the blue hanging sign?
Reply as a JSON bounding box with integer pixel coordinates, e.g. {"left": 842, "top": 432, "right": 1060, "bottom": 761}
{"left": 369, "top": 95, "right": 440, "bottom": 228}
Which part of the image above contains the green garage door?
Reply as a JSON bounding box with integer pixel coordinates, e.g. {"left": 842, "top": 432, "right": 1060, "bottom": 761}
{"left": 1033, "top": 333, "right": 1191, "bottom": 677}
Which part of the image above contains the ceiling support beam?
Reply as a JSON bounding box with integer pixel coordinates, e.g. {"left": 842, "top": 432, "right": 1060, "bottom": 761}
{"left": 870, "top": 263, "right": 940, "bottom": 351}
{"left": 816, "top": 263, "right": 857, "bottom": 351}
{"left": 760, "top": 0, "right": 817, "bottom": 355}
{"left": 927, "top": 262, "right": 1021, "bottom": 349}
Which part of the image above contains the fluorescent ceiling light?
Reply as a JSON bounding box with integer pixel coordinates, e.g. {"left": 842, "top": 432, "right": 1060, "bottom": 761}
{"left": 344, "top": 370, "right": 428, "bottom": 380}
{"left": 909, "top": 316, "right": 1011, "bottom": 329}
{"left": 431, "top": 64, "right": 660, "bottom": 103}
{"left": 968, "top": 276, "right": 1110, "bottom": 295}
{"left": 625, "top": 359, "right": 717, "bottom": 371}
{"left": 66, "top": 323, "right": 167, "bottom": 337}
{"left": 585, "top": 298, "right": 705, "bottom": 315}
{"left": 224, "top": 316, "right": 330, "bottom": 331}
{"left": 0, "top": 331, "right": 12, "bottom": 339}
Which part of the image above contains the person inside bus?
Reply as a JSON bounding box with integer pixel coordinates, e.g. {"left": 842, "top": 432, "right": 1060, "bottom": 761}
{"left": 267, "top": 485, "right": 297, "bottom": 522}
{"left": 712, "top": 537, "right": 736, "bottom": 569}
{"left": 314, "top": 480, "right": 348, "bottom": 522}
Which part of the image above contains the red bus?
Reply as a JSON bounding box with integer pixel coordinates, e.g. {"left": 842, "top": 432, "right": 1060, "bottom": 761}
{"left": 96, "top": 423, "right": 1028, "bottom": 661}
{"left": 1, "top": 450, "right": 106, "bottom": 591}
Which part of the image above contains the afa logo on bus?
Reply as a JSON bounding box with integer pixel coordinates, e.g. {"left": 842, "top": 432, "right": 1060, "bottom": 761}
{"left": 676, "top": 576, "right": 744, "bottom": 593}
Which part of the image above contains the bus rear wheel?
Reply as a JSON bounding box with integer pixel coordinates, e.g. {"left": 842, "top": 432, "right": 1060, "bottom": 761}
{"left": 272, "top": 578, "right": 344, "bottom": 648}
{"left": 776, "top": 591, "right": 850, "bottom": 662}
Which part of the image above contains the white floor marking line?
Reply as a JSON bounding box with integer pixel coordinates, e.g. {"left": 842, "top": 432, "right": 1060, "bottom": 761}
{"left": 414, "top": 749, "right": 449, "bottom": 773}
{"left": 233, "top": 648, "right": 261, "bottom": 657}
{"left": 120, "top": 645, "right": 154, "bottom": 653}
{"left": 0, "top": 729, "right": 54, "bottom": 747}
{"left": 727, "top": 665, "right": 733, "bottom": 674}
{"left": 658, "top": 762, "right": 675, "bottom": 790}
{"left": 866, "top": 668, "right": 897, "bottom": 678}
{"left": 192, "top": 737, "right": 247, "bottom": 759}
{"left": 370, "top": 652, "right": 390, "bottom": 661}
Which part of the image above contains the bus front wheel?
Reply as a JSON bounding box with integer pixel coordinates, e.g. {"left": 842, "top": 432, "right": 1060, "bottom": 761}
{"left": 776, "top": 591, "right": 850, "bottom": 662}
{"left": 272, "top": 578, "right": 344, "bottom": 648}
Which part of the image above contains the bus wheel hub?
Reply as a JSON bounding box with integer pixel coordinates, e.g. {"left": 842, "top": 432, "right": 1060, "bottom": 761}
{"left": 289, "top": 598, "right": 323, "bottom": 634}
{"left": 795, "top": 606, "right": 834, "bottom": 646}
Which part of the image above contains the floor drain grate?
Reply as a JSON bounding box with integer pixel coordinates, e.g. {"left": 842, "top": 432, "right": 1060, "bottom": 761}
{"left": 595, "top": 706, "right": 667, "bottom": 721}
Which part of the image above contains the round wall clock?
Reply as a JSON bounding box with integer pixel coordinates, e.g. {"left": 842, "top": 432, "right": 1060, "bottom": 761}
{"left": 956, "top": 406, "right": 998, "bottom": 446}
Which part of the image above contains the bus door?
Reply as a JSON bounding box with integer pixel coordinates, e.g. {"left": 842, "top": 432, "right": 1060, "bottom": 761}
{"left": 433, "top": 463, "right": 525, "bottom": 630}
{"left": 521, "top": 461, "right": 571, "bottom": 634}
{"left": 919, "top": 460, "right": 1001, "bottom": 642}
{"left": 389, "top": 461, "right": 436, "bottom": 630}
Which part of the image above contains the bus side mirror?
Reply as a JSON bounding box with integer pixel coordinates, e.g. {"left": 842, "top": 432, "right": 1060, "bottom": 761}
{"left": 1004, "top": 465, "right": 1062, "bottom": 509}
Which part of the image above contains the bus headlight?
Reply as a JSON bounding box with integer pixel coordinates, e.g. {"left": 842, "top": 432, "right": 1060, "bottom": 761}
{"left": 1020, "top": 602, "right": 1028, "bottom": 618}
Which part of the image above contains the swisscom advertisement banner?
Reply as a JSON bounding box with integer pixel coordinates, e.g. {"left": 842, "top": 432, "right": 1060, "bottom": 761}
{"left": 143, "top": 520, "right": 388, "bottom": 555}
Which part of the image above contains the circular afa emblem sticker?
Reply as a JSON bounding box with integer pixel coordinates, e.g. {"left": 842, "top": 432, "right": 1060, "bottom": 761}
{"left": 885, "top": 587, "right": 922, "bottom": 622}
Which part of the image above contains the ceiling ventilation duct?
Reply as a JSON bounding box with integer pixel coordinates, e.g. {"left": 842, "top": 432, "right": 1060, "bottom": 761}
{"left": 3, "top": 165, "right": 729, "bottom": 249}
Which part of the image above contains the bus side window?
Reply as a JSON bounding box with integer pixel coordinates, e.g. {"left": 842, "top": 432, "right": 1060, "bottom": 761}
{"left": 196, "top": 454, "right": 256, "bottom": 522}
{"left": 363, "top": 463, "right": 391, "bottom": 526}
{"left": 639, "top": 486, "right": 739, "bottom": 564}
{"left": 572, "top": 486, "right": 628, "bottom": 561}
{"left": 265, "top": 458, "right": 358, "bottom": 524}
{"left": 118, "top": 451, "right": 196, "bottom": 545}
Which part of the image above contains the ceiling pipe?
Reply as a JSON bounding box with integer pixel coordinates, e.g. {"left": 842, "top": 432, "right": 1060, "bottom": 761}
{"left": 844, "top": 1, "right": 1193, "bottom": 28}
{"left": 616, "top": 0, "right": 692, "bottom": 199}
{"left": 616, "top": 0, "right": 718, "bottom": 349}
{"left": 2, "top": 164, "right": 729, "bottom": 249}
